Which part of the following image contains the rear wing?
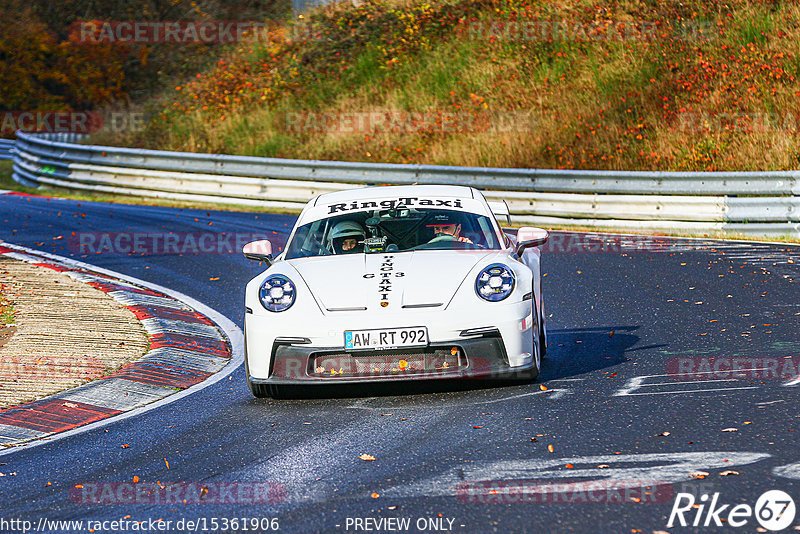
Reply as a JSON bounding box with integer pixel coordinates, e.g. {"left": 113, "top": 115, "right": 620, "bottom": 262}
{"left": 488, "top": 200, "right": 511, "bottom": 225}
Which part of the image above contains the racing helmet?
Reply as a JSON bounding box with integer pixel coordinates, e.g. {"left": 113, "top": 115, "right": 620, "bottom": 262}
{"left": 328, "top": 220, "right": 366, "bottom": 254}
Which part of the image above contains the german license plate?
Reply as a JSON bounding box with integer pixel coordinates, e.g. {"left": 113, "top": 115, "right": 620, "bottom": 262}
{"left": 344, "top": 327, "right": 428, "bottom": 350}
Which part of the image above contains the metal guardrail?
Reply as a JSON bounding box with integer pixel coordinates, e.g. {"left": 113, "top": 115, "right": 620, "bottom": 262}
{"left": 0, "top": 139, "right": 14, "bottom": 160}
{"left": 11, "top": 130, "right": 800, "bottom": 237}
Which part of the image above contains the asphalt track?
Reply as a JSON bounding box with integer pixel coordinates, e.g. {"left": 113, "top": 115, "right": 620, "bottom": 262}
{"left": 0, "top": 193, "right": 799, "bottom": 533}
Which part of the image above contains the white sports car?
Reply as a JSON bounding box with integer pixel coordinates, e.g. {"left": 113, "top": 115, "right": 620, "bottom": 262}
{"left": 242, "top": 185, "right": 548, "bottom": 398}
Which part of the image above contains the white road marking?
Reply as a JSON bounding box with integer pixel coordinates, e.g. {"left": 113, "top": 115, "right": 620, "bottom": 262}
{"left": 773, "top": 461, "right": 800, "bottom": 480}
{"left": 0, "top": 241, "right": 244, "bottom": 457}
{"left": 60, "top": 378, "right": 175, "bottom": 411}
{"left": 143, "top": 346, "right": 229, "bottom": 373}
{"left": 140, "top": 317, "right": 223, "bottom": 339}
{"left": 614, "top": 370, "right": 769, "bottom": 396}
{"left": 108, "top": 290, "right": 193, "bottom": 311}
{"left": 0, "top": 424, "right": 47, "bottom": 442}
{"left": 784, "top": 375, "right": 800, "bottom": 387}
{"left": 757, "top": 400, "right": 785, "bottom": 406}
{"left": 617, "top": 387, "right": 759, "bottom": 396}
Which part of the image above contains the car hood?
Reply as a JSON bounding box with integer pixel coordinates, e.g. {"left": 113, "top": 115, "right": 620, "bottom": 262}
{"left": 288, "top": 251, "right": 495, "bottom": 312}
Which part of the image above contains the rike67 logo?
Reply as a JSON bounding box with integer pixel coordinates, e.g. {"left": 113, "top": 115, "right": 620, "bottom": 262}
{"left": 668, "top": 490, "right": 796, "bottom": 531}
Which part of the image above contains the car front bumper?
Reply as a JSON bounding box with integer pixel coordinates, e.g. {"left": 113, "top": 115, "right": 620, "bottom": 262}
{"left": 247, "top": 332, "right": 535, "bottom": 385}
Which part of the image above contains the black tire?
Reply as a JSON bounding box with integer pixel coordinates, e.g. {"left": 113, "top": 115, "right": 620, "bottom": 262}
{"left": 538, "top": 293, "right": 547, "bottom": 358}
{"left": 539, "top": 322, "right": 547, "bottom": 358}
{"left": 512, "top": 328, "right": 540, "bottom": 382}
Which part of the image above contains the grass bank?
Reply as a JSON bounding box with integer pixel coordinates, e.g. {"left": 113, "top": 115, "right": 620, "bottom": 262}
{"left": 92, "top": 0, "right": 800, "bottom": 172}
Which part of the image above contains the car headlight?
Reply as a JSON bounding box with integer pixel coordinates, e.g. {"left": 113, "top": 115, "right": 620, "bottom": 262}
{"left": 475, "top": 264, "right": 515, "bottom": 302}
{"left": 259, "top": 275, "right": 296, "bottom": 312}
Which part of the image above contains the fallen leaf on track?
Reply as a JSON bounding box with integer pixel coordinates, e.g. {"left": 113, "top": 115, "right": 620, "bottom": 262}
{"left": 547, "top": 444, "right": 554, "bottom": 453}
{"left": 722, "top": 428, "right": 738, "bottom": 432}
{"left": 655, "top": 431, "right": 671, "bottom": 437}
{"left": 371, "top": 492, "right": 380, "bottom": 498}
{"left": 359, "top": 454, "right": 376, "bottom": 461}
{"left": 720, "top": 471, "right": 739, "bottom": 476}
{"left": 539, "top": 384, "right": 548, "bottom": 391}
{"left": 689, "top": 471, "right": 709, "bottom": 479}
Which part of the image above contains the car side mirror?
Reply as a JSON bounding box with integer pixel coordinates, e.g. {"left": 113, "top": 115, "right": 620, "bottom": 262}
{"left": 516, "top": 227, "right": 548, "bottom": 255}
{"left": 243, "top": 240, "right": 274, "bottom": 265}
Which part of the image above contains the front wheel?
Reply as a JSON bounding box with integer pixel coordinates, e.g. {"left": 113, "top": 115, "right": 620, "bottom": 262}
{"left": 513, "top": 327, "right": 541, "bottom": 382}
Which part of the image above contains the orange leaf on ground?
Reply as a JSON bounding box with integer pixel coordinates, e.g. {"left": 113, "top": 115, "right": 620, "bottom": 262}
{"left": 359, "top": 454, "right": 376, "bottom": 461}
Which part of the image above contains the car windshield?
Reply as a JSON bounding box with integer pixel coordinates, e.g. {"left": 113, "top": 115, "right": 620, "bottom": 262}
{"left": 285, "top": 208, "right": 501, "bottom": 259}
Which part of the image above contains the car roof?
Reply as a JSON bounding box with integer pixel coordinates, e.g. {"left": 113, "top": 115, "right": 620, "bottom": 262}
{"left": 312, "top": 184, "right": 476, "bottom": 206}
{"left": 296, "top": 185, "right": 489, "bottom": 225}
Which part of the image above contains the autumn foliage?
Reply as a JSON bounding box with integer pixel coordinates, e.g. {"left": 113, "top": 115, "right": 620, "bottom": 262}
{"left": 98, "top": 0, "right": 800, "bottom": 172}
{"left": 0, "top": 0, "right": 289, "bottom": 136}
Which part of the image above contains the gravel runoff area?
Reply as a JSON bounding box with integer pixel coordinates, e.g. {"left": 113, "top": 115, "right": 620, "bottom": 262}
{"left": 0, "top": 256, "right": 150, "bottom": 408}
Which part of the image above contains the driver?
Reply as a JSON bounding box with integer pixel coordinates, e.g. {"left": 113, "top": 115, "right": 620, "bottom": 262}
{"left": 426, "top": 212, "right": 474, "bottom": 244}
{"left": 328, "top": 220, "right": 366, "bottom": 254}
